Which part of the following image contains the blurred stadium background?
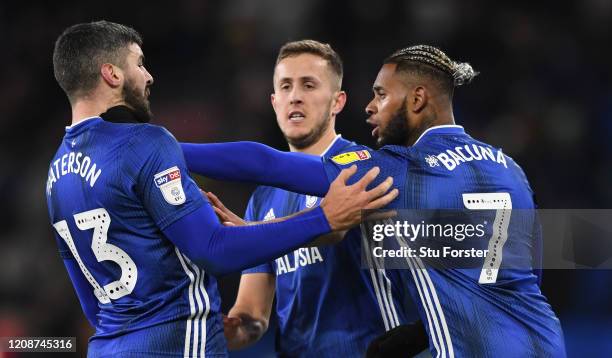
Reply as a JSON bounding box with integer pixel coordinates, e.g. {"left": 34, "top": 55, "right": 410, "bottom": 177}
{"left": 0, "top": 0, "right": 610, "bottom": 356}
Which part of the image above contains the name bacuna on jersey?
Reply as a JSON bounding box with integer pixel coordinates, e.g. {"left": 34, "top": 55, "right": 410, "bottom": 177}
{"left": 426, "top": 144, "right": 507, "bottom": 171}
{"left": 46, "top": 151, "right": 102, "bottom": 195}
{"left": 263, "top": 208, "right": 324, "bottom": 276}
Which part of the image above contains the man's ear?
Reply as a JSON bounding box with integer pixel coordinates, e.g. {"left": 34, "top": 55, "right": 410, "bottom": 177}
{"left": 332, "top": 90, "right": 347, "bottom": 116}
{"left": 411, "top": 86, "right": 427, "bottom": 113}
{"left": 100, "top": 63, "right": 122, "bottom": 88}
{"left": 271, "top": 93, "right": 276, "bottom": 111}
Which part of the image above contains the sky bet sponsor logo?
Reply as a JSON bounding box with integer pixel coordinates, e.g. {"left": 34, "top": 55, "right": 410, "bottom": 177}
{"left": 154, "top": 168, "right": 181, "bottom": 187}
{"left": 153, "top": 166, "right": 185, "bottom": 205}
{"left": 426, "top": 144, "right": 507, "bottom": 171}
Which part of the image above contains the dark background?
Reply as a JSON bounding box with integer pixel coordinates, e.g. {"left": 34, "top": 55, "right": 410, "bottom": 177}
{"left": 0, "top": 1, "right": 610, "bottom": 357}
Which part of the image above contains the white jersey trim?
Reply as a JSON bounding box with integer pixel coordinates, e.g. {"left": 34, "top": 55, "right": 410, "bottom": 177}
{"left": 321, "top": 134, "right": 343, "bottom": 157}
{"left": 361, "top": 227, "right": 400, "bottom": 331}
{"left": 413, "top": 125, "right": 464, "bottom": 146}
{"left": 65, "top": 116, "right": 100, "bottom": 130}
{"left": 393, "top": 231, "right": 454, "bottom": 358}
{"left": 175, "top": 248, "right": 210, "bottom": 358}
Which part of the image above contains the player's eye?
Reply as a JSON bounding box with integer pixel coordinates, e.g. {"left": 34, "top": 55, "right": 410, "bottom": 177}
{"left": 280, "top": 83, "right": 291, "bottom": 90}
{"left": 304, "top": 82, "right": 315, "bottom": 89}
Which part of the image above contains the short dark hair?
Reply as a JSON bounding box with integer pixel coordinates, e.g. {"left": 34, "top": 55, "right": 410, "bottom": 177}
{"left": 53, "top": 20, "right": 142, "bottom": 102}
{"left": 276, "top": 39, "right": 343, "bottom": 89}
{"left": 384, "top": 45, "right": 477, "bottom": 97}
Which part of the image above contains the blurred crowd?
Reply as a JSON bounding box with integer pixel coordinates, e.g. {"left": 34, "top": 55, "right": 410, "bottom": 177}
{"left": 0, "top": 1, "right": 610, "bottom": 356}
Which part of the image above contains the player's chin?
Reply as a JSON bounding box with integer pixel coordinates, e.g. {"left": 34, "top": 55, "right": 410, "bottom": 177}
{"left": 286, "top": 132, "right": 316, "bottom": 148}
{"left": 375, "top": 135, "right": 389, "bottom": 148}
{"left": 283, "top": 128, "right": 310, "bottom": 140}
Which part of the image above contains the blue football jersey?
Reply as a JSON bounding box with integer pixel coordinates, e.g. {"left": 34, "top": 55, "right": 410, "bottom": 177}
{"left": 322, "top": 125, "right": 566, "bottom": 358}
{"left": 46, "top": 117, "right": 227, "bottom": 357}
{"left": 243, "top": 136, "right": 420, "bottom": 357}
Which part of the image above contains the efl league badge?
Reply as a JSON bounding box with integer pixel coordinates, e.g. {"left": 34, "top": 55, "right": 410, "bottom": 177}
{"left": 154, "top": 166, "right": 186, "bottom": 205}
{"left": 305, "top": 195, "right": 318, "bottom": 208}
{"left": 330, "top": 150, "right": 371, "bottom": 165}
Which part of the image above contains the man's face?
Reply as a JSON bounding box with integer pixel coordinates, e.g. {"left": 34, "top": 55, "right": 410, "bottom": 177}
{"left": 271, "top": 53, "right": 340, "bottom": 149}
{"left": 366, "top": 63, "right": 412, "bottom": 147}
{"left": 121, "top": 43, "right": 154, "bottom": 121}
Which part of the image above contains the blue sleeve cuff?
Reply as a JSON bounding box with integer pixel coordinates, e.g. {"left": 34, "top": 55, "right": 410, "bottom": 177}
{"left": 243, "top": 263, "right": 275, "bottom": 275}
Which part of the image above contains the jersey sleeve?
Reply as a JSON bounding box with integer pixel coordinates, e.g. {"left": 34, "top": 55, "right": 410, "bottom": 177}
{"left": 181, "top": 142, "right": 330, "bottom": 197}
{"left": 242, "top": 191, "right": 275, "bottom": 275}
{"left": 123, "top": 125, "right": 206, "bottom": 230}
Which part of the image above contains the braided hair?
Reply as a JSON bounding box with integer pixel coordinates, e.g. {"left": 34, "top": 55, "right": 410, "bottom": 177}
{"left": 384, "top": 45, "right": 478, "bottom": 96}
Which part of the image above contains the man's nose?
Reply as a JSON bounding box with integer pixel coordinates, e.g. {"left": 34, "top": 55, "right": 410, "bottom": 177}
{"left": 289, "top": 87, "right": 303, "bottom": 105}
{"left": 145, "top": 67, "right": 154, "bottom": 85}
{"left": 365, "top": 99, "right": 376, "bottom": 115}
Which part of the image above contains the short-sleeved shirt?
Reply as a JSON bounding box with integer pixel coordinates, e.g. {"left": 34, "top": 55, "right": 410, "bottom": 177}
{"left": 243, "top": 136, "right": 419, "bottom": 357}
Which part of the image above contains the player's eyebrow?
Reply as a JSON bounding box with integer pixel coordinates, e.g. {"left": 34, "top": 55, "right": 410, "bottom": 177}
{"left": 298, "top": 76, "right": 318, "bottom": 82}
{"left": 372, "top": 85, "right": 385, "bottom": 93}
{"left": 278, "top": 75, "right": 319, "bottom": 83}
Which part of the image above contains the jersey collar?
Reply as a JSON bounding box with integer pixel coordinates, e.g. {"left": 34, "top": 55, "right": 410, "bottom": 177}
{"left": 321, "top": 134, "right": 343, "bottom": 157}
{"left": 100, "top": 105, "right": 144, "bottom": 124}
{"left": 413, "top": 125, "right": 465, "bottom": 146}
{"left": 322, "top": 134, "right": 355, "bottom": 157}
{"left": 65, "top": 106, "right": 144, "bottom": 133}
{"left": 65, "top": 116, "right": 102, "bottom": 133}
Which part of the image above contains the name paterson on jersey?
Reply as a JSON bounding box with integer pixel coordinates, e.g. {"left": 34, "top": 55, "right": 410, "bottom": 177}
{"left": 46, "top": 151, "right": 102, "bottom": 195}
{"left": 425, "top": 143, "right": 507, "bottom": 171}
{"left": 263, "top": 208, "right": 324, "bottom": 275}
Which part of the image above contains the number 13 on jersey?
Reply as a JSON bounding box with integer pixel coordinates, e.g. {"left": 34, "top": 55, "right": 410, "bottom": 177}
{"left": 53, "top": 208, "right": 138, "bottom": 303}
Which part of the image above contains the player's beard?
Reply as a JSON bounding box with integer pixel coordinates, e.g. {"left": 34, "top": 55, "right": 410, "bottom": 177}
{"left": 284, "top": 102, "right": 332, "bottom": 150}
{"left": 123, "top": 79, "right": 153, "bottom": 123}
{"left": 377, "top": 101, "right": 410, "bottom": 147}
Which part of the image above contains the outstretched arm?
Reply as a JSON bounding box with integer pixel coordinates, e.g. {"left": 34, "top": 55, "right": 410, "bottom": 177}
{"left": 181, "top": 142, "right": 330, "bottom": 197}
{"left": 164, "top": 166, "right": 397, "bottom": 276}
{"left": 164, "top": 203, "right": 330, "bottom": 276}
{"left": 206, "top": 191, "right": 348, "bottom": 247}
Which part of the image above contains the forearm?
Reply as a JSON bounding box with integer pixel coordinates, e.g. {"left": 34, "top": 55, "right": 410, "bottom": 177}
{"left": 163, "top": 203, "right": 331, "bottom": 276}
{"left": 225, "top": 272, "right": 274, "bottom": 350}
{"left": 225, "top": 308, "right": 268, "bottom": 350}
{"left": 181, "top": 142, "right": 330, "bottom": 196}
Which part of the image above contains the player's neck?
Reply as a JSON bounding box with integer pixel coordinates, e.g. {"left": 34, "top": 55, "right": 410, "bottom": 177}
{"left": 289, "top": 129, "right": 338, "bottom": 156}
{"left": 70, "top": 92, "right": 125, "bottom": 126}
{"left": 406, "top": 110, "right": 455, "bottom": 146}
